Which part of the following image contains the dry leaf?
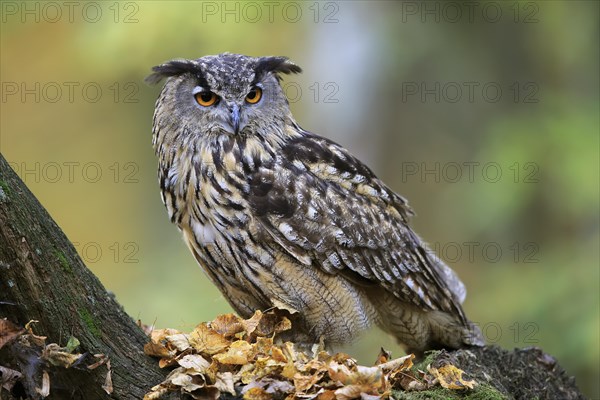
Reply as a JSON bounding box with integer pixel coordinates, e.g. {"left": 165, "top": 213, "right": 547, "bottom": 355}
{"left": 270, "top": 298, "right": 299, "bottom": 314}
{"left": 213, "top": 340, "right": 253, "bottom": 365}
{"left": 144, "top": 340, "right": 175, "bottom": 358}
{"left": 293, "top": 370, "right": 325, "bottom": 392}
{"left": 243, "top": 386, "right": 272, "bottom": 400}
{"left": 178, "top": 354, "right": 211, "bottom": 372}
{"left": 252, "top": 337, "right": 274, "bottom": 357}
{"left": 42, "top": 343, "right": 83, "bottom": 368}
{"left": 166, "top": 333, "right": 191, "bottom": 351}
{"left": 253, "top": 355, "right": 286, "bottom": 379}
{"left": 158, "top": 357, "right": 178, "bottom": 369}
{"left": 24, "top": 320, "right": 39, "bottom": 331}
{"left": 22, "top": 320, "right": 47, "bottom": 347}
{"left": 280, "top": 362, "right": 297, "bottom": 380}
{"left": 36, "top": 370, "right": 50, "bottom": 398}
{"left": 214, "top": 371, "right": 236, "bottom": 396}
{"left": 143, "top": 386, "right": 170, "bottom": 400}
{"left": 102, "top": 360, "right": 113, "bottom": 394}
{"left": 87, "top": 353, "right": 109, "bottom": 370}
{"left": 379, "top": 354, "right": 414, "bottom": 372}
{"left": 390, "top": 366, "right": 425, "bottom": 391}
{"left": 273, "top": 317, "right": 292, "bottom": 335}
{"left": 150, "top": 328, "right": 182, "bottom": 342}
{"left": 241, "top": 310, "right": 263, "bottom": 336}
{"left": 0, "top": 319, "right": 25, "bottom": 349}
{"left": 210, "top": 313, "right": 245, "bottom": 338}
{"left": 168, "top": 367, "right": 207, "bottom": 391}
{"left": 27, "top": 332, "right": 47, "bottom": 347}
{"left": 269, "top": 345, "right": 287, "bottom": 363}
{"left": 138, "top": 319, "right": 154, "bottom": 336}
{"left": 281, "top": 341, "right": 299, "bottom": 362}
{"left": 189, "top": 324, "right": 231, "bottom": 355}
{"left": 316, "top": 389, "right": 336, "bottom": 399}
{"left": 0, "top": 365, "right": 22, "bottom": 391}
{"left": 328, "top": 362, "right": 354, "bottom": 385}
{"left": 239, "top": 363, "right": 258, "bottom": 385}
{"left": 243, "top": 378, "right": 294, "bottom": 396}
{"left": 65, "top": 336, "right": 80, "bottom": 353}
{"left": 374, "top": 348, "right": 391, "bottom": 365}
{"left": 428, "top": 364, "right": 476, "bottom": 390}
{"left": 334, "top": 384, "right": 367, "bottom": 400}
{"left": 192, "top": 386, "right": 220, "bottom": 399}
{"left": 254, "top": 313, "right": 291, "bottom": 337}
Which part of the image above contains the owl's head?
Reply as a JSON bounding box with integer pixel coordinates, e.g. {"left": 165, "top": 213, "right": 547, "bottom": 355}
{"left": 147, "top": 53, "right": 302, "bottom": 146}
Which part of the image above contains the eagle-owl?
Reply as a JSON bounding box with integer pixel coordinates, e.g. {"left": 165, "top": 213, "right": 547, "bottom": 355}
{"left": 147, "top": 53, "right": 484, "bottom": 354}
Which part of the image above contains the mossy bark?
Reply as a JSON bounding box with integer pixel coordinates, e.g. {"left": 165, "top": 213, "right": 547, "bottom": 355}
{"left": 0, "top": 154, "right": 168, "bottom": 399}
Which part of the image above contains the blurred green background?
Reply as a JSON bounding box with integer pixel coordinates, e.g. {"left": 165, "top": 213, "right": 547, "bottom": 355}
{"left": 1, "top": 1, "right": 598, "bottom": 397}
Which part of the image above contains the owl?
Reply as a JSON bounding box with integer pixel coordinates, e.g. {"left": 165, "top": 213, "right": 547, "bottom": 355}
{"left": 146, "top": 53, "right": 484, "bottom": 354}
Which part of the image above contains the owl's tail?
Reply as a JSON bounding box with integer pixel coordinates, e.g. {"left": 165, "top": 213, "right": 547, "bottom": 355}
{"left": 373, "top": 291, "right": 485, "bottom": 357}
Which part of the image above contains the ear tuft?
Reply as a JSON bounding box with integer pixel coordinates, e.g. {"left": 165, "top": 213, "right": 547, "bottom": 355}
{"left": 254, "top": 56, "right": 302, "bottom": 82}
{"left": 145, "top": 59, "right": 206, "bottom": 86}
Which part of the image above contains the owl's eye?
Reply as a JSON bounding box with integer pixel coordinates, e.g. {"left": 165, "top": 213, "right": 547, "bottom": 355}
{"left": 245, "top": 87, "right": 262, "bottom": 104}
{"left": 195, "top": 91, "right": 218, "bottom": 107}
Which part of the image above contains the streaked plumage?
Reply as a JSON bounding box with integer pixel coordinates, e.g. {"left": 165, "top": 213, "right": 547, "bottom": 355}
{"left": 147, "top": 53, "right": 484, "bottom": 353}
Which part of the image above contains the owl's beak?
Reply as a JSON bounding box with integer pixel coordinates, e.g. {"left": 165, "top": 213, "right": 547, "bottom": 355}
{"left": 229, "top": 104, "right": 240, "bottom": 134}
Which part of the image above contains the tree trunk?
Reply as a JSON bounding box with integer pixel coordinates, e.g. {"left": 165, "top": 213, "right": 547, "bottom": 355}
{"left": 0, "top": 154, "right": 167, "bottom": 399}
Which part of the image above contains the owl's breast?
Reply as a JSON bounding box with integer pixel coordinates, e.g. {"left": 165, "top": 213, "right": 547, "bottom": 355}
{"left": 169, "top": 157, "right": 257, "bottom": 270}
{"left": 175, "top": 160, "right": 253, "bottom": 240}
{"left": 188, "top": 219, "right": 217, "bottom": 245}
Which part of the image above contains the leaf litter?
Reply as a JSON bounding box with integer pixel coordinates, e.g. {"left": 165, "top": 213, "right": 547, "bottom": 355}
{"left": 0, "top": 319, "right": 113, "bottom": 397}
{"left": 144, "top": 309, "right": 477, "bottom": 399}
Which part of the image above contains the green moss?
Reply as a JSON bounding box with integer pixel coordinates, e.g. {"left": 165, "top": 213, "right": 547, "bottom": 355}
{"left": 467, "top": 384, "right": 507, "bottom": 400}
{"left": 53, "top": 249, "right": 72, "bottom": 273}
{"left": 78, "top": 308, "right": 101, "bottom": 338}
{"left": 392, "top": 384, "right": 506, "bottom": 400}
{"left": 393, "top": 387, "right": 460, "bottom": 399}
{"left": 392, "top": 351, "right": 507, "bottom": 399}
{"left": 0, "top": 180, "right": 9, "bottom": 195}
{"left": 0, "top": 180, "right": 9, "bottom": 203}
{"left": 415, "top": 350, "right": 441, "bottom": 370}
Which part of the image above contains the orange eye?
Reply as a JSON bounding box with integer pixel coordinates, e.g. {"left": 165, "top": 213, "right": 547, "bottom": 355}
{"left": 195, "top": 91, "right": 218, "bottom": 107}
{"left": 245, "top": 87, "right": 262, "bottom": 104}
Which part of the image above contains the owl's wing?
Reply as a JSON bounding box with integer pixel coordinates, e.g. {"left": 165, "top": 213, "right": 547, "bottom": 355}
{"left": 246, "top": 133, "right": 467, "bottom": 321}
